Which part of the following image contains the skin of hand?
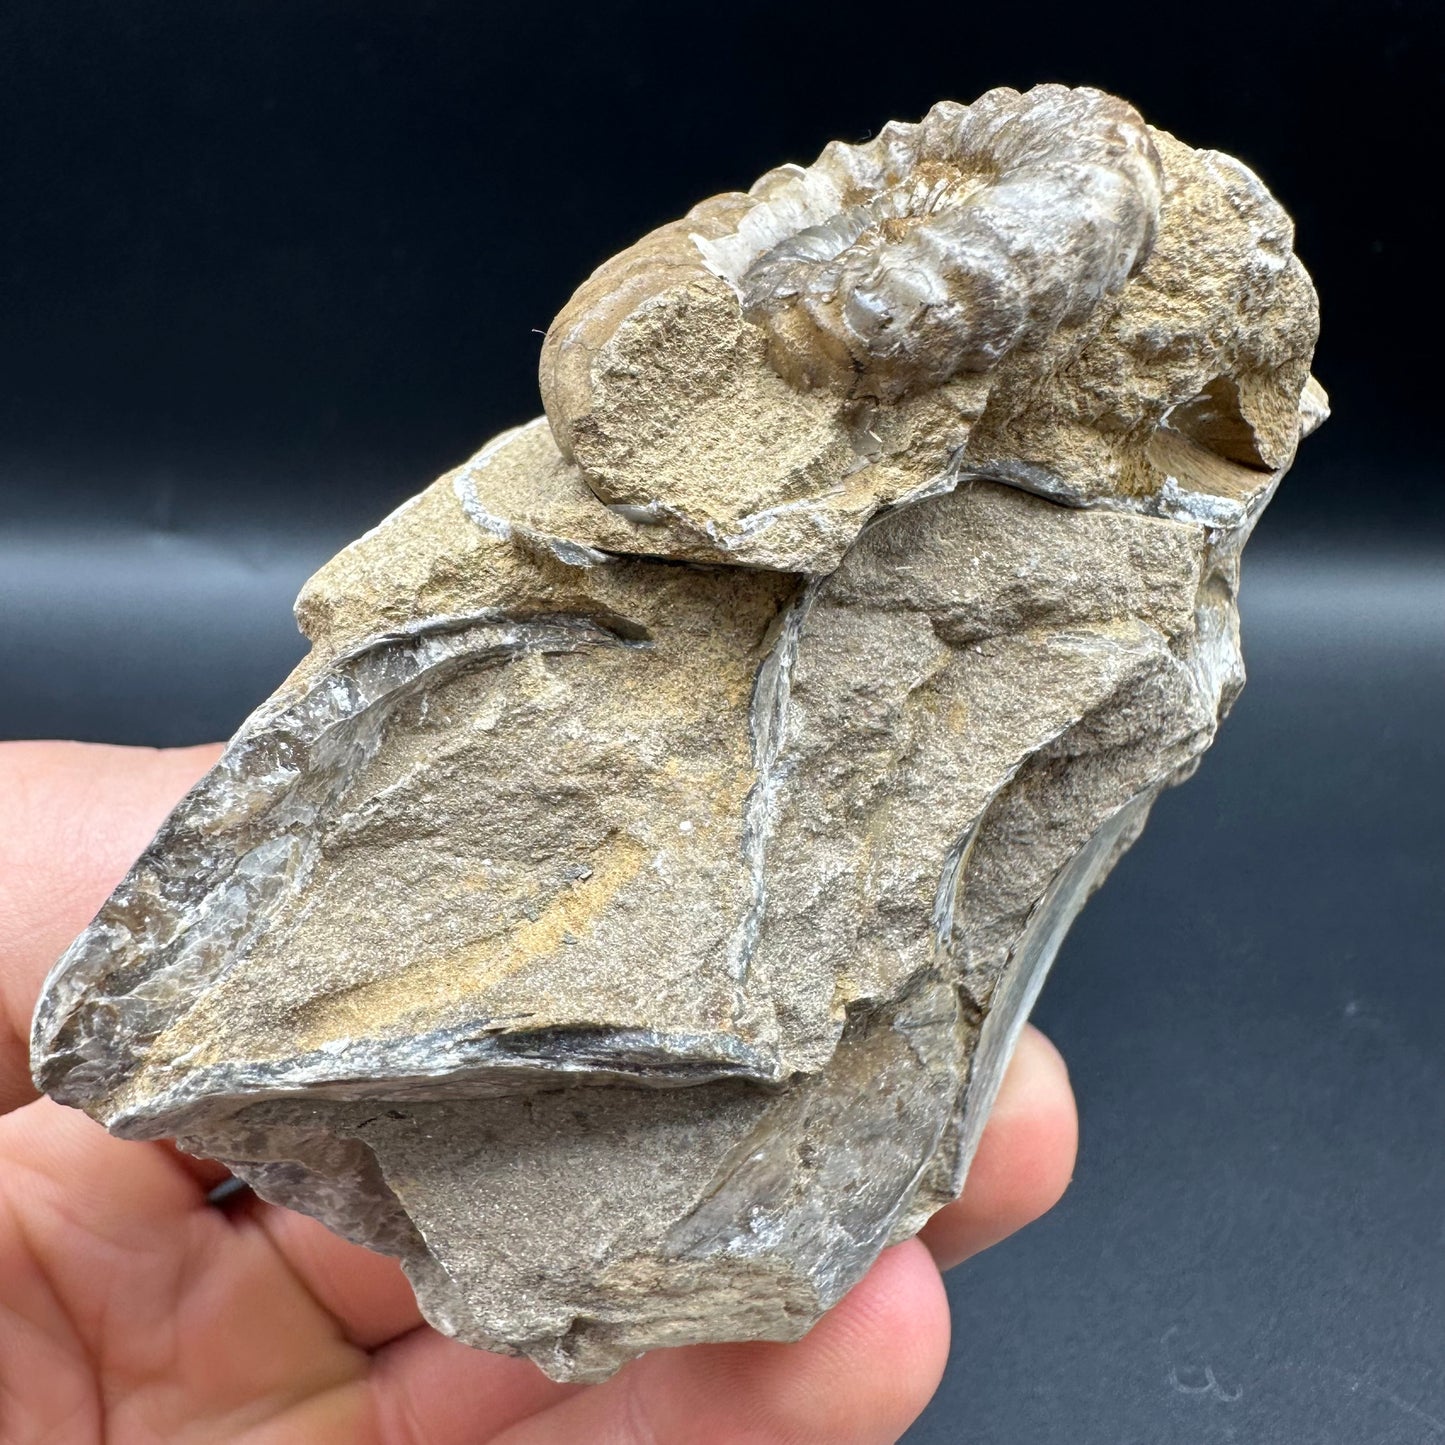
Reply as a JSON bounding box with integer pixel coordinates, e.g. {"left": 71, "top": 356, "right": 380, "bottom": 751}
{"left": 0, "top": 741, "right": 1078, "bottom": 1445}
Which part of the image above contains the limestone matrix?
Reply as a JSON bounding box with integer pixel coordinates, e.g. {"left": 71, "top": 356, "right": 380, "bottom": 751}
{"left": 32, "top": 85, "right": 1323, "bottom": 1382}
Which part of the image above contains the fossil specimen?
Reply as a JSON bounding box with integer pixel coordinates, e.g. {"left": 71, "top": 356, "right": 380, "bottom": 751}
{"left": 32, "top": 85, "right": 1323, "bottom": 1383}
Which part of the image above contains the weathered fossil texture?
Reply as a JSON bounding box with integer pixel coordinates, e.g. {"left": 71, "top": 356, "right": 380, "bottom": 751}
{"left": 33, "top": 86, "right": 1323, "bottom": 1383}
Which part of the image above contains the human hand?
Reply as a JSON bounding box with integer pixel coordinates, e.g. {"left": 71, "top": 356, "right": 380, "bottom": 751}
{"left": 0, "top": 741, "right": 1077, "bottom": 1444}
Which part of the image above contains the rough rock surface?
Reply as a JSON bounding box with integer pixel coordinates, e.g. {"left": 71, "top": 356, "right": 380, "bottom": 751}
{"left": 32, "top": 85, "right": 1323, "bottom": 1383}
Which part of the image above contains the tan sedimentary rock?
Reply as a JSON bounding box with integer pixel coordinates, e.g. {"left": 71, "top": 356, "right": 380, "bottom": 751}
{"left": 32, "top": 85, "right": 1322, "bottom": 1383}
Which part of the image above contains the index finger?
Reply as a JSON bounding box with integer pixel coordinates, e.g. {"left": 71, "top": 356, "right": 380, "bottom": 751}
{"left": 0, "top": 739, "right": 222, "bottom": 1114}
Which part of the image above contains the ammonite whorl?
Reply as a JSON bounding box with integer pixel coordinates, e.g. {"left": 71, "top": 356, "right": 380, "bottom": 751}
{"left": 697, "top": 85, "right": 1163, "bottom": 398}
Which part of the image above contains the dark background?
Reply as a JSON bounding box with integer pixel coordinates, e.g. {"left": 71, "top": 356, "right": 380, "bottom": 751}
{"left": 2, "top": 3, "right": 1441, "bottom": 1441}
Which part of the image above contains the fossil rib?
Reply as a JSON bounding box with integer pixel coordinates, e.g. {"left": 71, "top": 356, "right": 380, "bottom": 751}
{"left": 703, "top": 86, "right": 1164, "bottom": 396}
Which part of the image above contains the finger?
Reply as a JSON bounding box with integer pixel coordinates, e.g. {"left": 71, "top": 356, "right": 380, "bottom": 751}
{"left": 471, "top": 1239, "right": 949, "bottom": 1445}
{"left": 370, "top": 1329, "right": 580, "bottom": 1445}
{"left": 16, "top": 1095, "right": 451, "bottom": 1354}
{"left": 0, "top": 1096, "right": 376, "bottom": 1437}
{"left": 243, "top": 1199, "right": 431, "bottom": 1351}
{"left": 0, "top": 1096, "right": 213, "bottom": 1234}
{"left": 917, "top": 1023, "right": 1078, "bottom": 1270}
{"left": 0, "top": 740, "right": 222, "bottom": 1114}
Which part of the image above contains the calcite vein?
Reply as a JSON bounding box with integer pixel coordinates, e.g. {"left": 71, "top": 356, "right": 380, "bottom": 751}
{"left": 32, "top": 84, "right": 1322, "bottom": 1383}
